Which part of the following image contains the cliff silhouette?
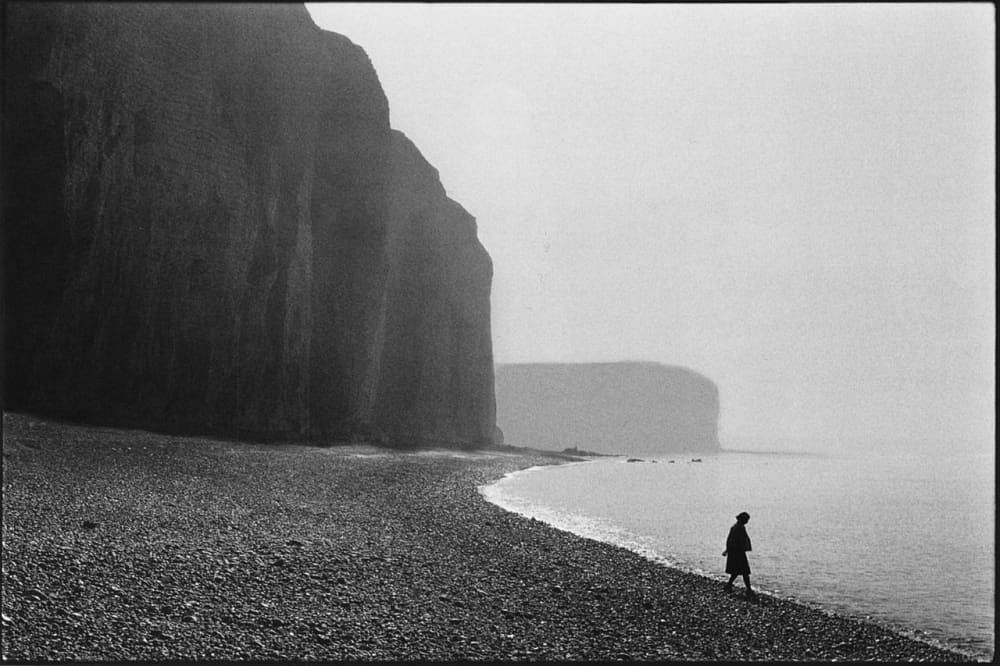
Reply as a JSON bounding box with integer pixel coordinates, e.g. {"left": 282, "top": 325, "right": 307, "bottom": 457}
{"left": 495, "top": 362, "right": 720, "bottom": 455}
{"left": 3, "top": 3, "right": 495, "bottom": 446}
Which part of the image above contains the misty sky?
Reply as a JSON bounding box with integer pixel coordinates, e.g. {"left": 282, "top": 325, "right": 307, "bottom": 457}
{"left": 305, "top": 3, "right": 994, "bottom": 451}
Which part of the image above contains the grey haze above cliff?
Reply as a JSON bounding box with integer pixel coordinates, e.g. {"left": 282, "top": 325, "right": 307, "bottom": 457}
{"left": 3, "top": 2, "right": 496, "bottom": 446}
{"left": 495, "top": 362, "right": 720, "bottom": 455}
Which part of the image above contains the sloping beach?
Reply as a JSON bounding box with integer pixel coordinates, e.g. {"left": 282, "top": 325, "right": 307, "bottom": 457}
{"left": 1, "top": 413, "right": 971, "bottom": 661}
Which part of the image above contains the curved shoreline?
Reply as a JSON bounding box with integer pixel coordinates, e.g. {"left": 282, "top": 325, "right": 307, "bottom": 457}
{"left": 480, "top": 462, "right": 987, "bottom": 661}
{"left": 2, "top": 413, "right": 978, "bottom": 661}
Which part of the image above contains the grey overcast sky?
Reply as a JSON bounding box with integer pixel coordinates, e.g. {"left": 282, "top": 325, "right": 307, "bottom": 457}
{"left": 305, "top": 3, "right": 994, "bottom": 451}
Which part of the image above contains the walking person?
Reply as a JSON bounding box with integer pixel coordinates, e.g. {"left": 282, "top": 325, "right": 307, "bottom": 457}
{"left": 723, "top": 511, "right": 757, "bottom": 600}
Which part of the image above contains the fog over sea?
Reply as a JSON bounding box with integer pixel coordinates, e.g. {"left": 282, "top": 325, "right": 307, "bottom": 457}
{"left": 482, "top": 444, "right": 994, "bottom": 661}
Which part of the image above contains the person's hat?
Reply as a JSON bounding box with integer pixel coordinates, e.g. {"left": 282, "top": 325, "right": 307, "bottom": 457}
{"left": 736, "top": 511, "right": 750, "bottom": 522}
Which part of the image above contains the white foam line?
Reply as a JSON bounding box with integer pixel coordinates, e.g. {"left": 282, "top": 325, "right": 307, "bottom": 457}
{"left": 479, "top": 461, "right": 679, "bottom": 569}
{"left": 478, "top": 463, "right": 988, "bottom": 662}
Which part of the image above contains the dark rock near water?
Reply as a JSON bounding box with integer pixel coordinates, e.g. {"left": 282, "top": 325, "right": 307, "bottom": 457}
{"left": 495, "top": 362, "right": 720, "bottom": 455}
{"left": 3, "top": 3, "right": 495, "bottom": 446}
{"left": 562, "top": 445, "right": 617, "bottom": 457}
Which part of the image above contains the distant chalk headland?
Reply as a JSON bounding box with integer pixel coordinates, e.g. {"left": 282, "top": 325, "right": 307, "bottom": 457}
{"left": 495, "top": 362, "right": 720, "bottom": 455}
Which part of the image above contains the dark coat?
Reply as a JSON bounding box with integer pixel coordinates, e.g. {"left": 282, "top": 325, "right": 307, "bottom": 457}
{"left": 725, "top": 522, "right": 752, "bottom": 575}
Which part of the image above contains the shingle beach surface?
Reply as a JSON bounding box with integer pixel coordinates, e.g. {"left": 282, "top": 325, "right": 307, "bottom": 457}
{"left": 1, "top": 412, "right": 973, "bottom": 661}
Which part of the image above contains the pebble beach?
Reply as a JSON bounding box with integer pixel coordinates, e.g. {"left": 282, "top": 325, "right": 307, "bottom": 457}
{"left": 1, "top": 412, "right": 974, "bottom": 661}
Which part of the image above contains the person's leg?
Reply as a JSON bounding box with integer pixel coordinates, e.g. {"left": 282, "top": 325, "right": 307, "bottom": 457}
{"left": 724, "top": 574, "right": 736, "bottom": 591}
{"left": 742, "top": 574, "right": 756, "bottom": 598}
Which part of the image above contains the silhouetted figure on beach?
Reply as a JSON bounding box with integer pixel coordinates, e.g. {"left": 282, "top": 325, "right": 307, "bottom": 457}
{"left": 723, "top": 511, "right": 757, "bottom": 600}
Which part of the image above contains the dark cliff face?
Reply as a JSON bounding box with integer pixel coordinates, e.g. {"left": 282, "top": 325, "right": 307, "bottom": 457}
{"left": 3, "top": 3, "right": 496, "bottom": 446}
{"left": 495, "top": 362, "right": 720, "bottom": 455}
{"left": 375, "top": 131, "right": 496, "bottom": 447}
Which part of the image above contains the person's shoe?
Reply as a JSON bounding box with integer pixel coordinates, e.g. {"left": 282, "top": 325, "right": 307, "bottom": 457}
{"left": 723, "top": 583, "right": 733, "bottom": 593}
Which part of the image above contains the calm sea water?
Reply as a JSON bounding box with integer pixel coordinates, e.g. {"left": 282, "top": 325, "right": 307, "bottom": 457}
{"left": 481, "top": 448, "right": 994, "bottom": 660}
